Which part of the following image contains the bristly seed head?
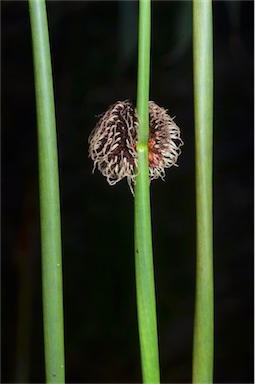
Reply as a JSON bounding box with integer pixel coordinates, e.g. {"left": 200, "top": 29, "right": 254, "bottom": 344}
{"left": 88, "top": 100, "right": 184, "bottom": 193}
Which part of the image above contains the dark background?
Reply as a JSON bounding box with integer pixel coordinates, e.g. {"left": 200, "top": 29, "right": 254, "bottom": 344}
{"left": 2, "top": 1, "right": 254, "bottom": 383}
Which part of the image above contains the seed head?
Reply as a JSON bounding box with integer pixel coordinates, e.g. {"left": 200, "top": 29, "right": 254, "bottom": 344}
{"left": 88, "top": 100, "right": 183, "bottom": 193}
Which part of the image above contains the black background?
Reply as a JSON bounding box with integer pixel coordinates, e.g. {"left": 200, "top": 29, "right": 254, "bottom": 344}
{"left": 2, "top": 1, "right": 254, "bottom": 383}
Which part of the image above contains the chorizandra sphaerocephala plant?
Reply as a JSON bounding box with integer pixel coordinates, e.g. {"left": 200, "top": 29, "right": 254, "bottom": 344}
{"left": 88, "top": 100, "right": 184, "bottom": 193}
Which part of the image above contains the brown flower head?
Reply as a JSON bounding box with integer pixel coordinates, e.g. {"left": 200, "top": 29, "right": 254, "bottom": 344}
{"left": 88, "top": 100, "right": 183, "bottom": 193}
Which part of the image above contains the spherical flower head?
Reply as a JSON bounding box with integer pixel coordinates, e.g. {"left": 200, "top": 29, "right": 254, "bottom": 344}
{"left": 88, "top": 100, "right": 183, "bottom": 193}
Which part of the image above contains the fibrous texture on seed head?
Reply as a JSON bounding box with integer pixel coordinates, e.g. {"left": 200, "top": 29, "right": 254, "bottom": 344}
{"left": 88, "top": 100, "right": 138, "bottom": 188}
{"left": 88, "top": 99, "right": 183, "bottom": 192}
{"left": 148, "top": 101, "right": 184, "bottom": 181}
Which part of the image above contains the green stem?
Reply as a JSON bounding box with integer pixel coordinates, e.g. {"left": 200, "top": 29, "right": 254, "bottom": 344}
{"left": 134, "top": 0, "right": 160, "bottom": 382}
{"left": 192, "top": 0, "right": 214, "bottom": 383}
{"left": 29, "top": 1, "right": 65, "bottom": 382}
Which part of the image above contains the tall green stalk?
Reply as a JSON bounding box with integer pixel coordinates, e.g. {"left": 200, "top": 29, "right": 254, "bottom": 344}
{"left": 134, "top": 0, "right": 160, "bottom": 382}
{"left": 192, "top": 0, "right": 214, "bottom": 383}
{"left": 29, "top": 1, "right": 65, "bottom": 382}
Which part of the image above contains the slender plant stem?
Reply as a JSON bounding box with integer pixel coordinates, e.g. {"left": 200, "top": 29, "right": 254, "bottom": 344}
{"left": 134, "top": 0, "right": 160, "bottom": 382}
{"left": 29, "top": 1, "right": 65, "bottom": 382}
{"left": 192, "top": 0, "right": 214, "bottom": 383}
